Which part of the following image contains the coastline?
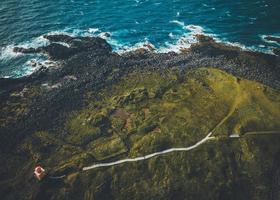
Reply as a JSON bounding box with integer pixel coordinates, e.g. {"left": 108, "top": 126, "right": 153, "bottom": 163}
{"left": 1, "top": 26, "right": 279, "bottom": 78}
{"left": 0, "top": 33, "right": 280, "bottom": 200}
{"left": 1, "top": 33, "right": 280, "bottom": 150}
{"left": 1, "top": 33, "right": 279, "bottom": 91}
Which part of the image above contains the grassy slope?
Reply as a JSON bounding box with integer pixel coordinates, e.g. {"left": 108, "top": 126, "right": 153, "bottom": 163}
{"left": 5, "top": 67, "right": 280, "bottom": 200}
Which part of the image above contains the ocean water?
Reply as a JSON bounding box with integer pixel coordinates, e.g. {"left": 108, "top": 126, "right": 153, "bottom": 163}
{"left": 0, "top": 0, "right": 279, "bottom": 78}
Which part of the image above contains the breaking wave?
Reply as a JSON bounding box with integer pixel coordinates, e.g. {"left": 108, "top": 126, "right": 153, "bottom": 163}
{"left": 0, "top": 24, "right": 278, "bottom": 78}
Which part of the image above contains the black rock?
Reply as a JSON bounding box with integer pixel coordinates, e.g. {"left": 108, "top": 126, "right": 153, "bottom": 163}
{"left": 13, "top": 35, "right": 113, "bottom": 61}
{"left": 273, "top": 48, "right": 280, "bottom": 56}
{"left": 39, "top": 43, "right": 76, "bottom": 60}
{"left": 13, "top": 47, "right": 40, "bottom": 54}
{"left": 43, "top": 34, "right": 73, "bottom": 43}
{"left": 264, "top": 36, "right": 280, "bottom": 43}
{"left": 103, "top": 32, "right": 111, "bottom": 38}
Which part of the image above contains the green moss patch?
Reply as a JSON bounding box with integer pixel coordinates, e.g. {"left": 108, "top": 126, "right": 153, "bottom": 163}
{"left": 88, "top": 134, "right": 127, "bottom": 161}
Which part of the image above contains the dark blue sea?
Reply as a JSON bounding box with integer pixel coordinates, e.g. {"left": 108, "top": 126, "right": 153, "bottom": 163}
{"left": 0, "top": 0, "right": 279, "bottom": 77}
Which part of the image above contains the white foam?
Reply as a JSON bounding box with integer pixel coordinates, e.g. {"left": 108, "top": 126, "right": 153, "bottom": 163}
{"left": 214, "top": 36, "right": 274, "bottom": 54}
{"left": 47, "top": 27, "right": 112, "bottom": 40}
{"left": 45, "top": 30, "right": 72, "bottom": 36}
{"left": 170, "top": 20, "right": 185, "bottom": 27}
{"left": 0, "top": 75, "right": 11, "bottom": 79}
{"left": 158, "top": 35, "right": 196, "bottom": 53}
{"left": 2, "top": 26, "right": 277, "bottom": 78}
{"left": 28, "top": 35, "right": 49, "bottom": 48}
{"left": 166, "top": 22, "right": 274, "bottom": 55}
{"left": 158, "top": 23, "right": 273, "bottom": 55}
{"left": 39, "top": 28, "right": 280, "bottom": 57}
{"left": 98, "top": 32, "right": 111, "bottom": 39}
{"left": 10, "top": 61, "right": 40, "bottom": 77}
{"left": 0, "top": 45, "right": 22, "bottom": 60}
{"left": 168, "top": 32, "right": 175, "bottom": 39}
{"left": 0, "top": 35, "right": 50, "bottom": 61}
{"left": 226, "top": 11, "right": 231, "bottom": 17}
{"left": 45, "top": 28, "right": 93, "bottom": 38}
{"left": 109, "top": 23, "right": 206, "bottom": 54}
{"left": 88, "top": 28, "right": 100, "bottom": 33}
{"left": 54, "top": 42, "right": 71, "bottom": 48}
{"left": 157, "top": 24, "right": 206, "bottom": 53}
{"left": 0, "top": 27, "right": 109, "bottom": 75}
{"left": 17, "top": 35, "right": 49, "bottom": 50}
{"left": 6, "top": 57, "right": 61, "bottom": 78}
{"left": 24, "top": 58, "right": 59, "bottom": 71}
{"left": 261, "top": 34, "right": 280, "bottom": 46}
{"left": 170, "top": 21, "right": 205, "bottom": 35}
{"left": 184, "top": 25, "right": 204, "bottom": 34}
{"left": 117, "top": 39, "right": 156, "bottom": 54}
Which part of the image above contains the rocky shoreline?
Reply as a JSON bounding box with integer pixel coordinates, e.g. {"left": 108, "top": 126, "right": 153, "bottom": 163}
{"left": 2, "top": 34, "right": 280, "bottom": 91}
{"left": 0, "top": 34, "right": 280, "bottom": 200}
{"left": 1, "top": 33, "right": 279, "bottom": 134}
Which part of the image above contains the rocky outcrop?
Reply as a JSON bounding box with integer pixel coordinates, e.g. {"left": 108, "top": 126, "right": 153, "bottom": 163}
{"left": 13, "top": 34, "right": 113, "bottom": 60}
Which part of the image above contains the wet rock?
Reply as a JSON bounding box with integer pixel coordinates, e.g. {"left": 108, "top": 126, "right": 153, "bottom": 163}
{"left": 13, "top": 43, "right": 73, "bottom": 60}
{"left": 40, "top": 43, "right": 75, "bottom": 60}
{"left": 143, "top": 44, "right": 155, "bottom": 51}
{"left": 195, "top": 34, "right": 215, "bottom": 43}
{"left": 13, "top": 47, "right": 40, "bottom": 54}
{"left": 43, "top": 34, "right": 73, "bottom": 43}
{"left": 273, "top": 48, "right": 280, "bottom": 56}
{"left": 264, "top": 36, "right": 280, "bottom": 43}
{"left": 13, "top": 35, "right": 113, "bottom": 61}
{"left": 102, "top": 32, "right": 111, "bottom": 38}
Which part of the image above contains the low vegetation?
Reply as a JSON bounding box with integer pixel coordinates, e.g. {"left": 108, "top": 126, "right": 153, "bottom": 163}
{"left": 2, "top": 67, "right": 280, "bottom": 199}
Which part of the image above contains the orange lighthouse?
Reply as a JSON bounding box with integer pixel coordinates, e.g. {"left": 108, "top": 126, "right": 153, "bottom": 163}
{"left": 34, "top": 165, "right": 46, "bottom": 181}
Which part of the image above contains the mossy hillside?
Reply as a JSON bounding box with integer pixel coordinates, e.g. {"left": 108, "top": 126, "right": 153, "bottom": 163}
{"left": 88, "top": 134, "right": 127, "bottom": 161}
{"left": 66, "top": 134, "right": 280, "bottom": 200}
{"left": 35, "top": 68, "right": 279, "bottom": 171}
{"left": 21, "top": 131, "right": 86, "bottom": 171}
{"left": 212, "top": 75, "right": 280, "bottom": 136}
{"left": 60, "top": 68, "right": 225, "bottom": 161}
{"left": 14, "top": 67, "right": 280, "bottom": 200}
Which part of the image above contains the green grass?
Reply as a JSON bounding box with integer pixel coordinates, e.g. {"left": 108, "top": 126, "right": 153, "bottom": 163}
{"left": 15, "top": 67, "right": 280, "bottom": 200}
{"left": 54, "top": 67, "right": 280, "bottom": 166}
